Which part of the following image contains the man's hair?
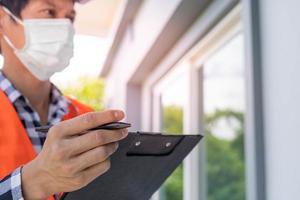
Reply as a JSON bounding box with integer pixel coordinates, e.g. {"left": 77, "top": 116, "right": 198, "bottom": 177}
{"left": 0, "top": 0, "right": 29, "bottom": 17}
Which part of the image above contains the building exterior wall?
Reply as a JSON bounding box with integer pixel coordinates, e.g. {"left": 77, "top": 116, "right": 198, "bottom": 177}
{"left": 104, "top": 0, "right": 181, "bottom": 88}
{"left": 104, "top": 0, "right": 182, "bottom": 127}
{"left": 101, "top": 0, "right": 300, "bottom": 199}
{"left": 258, "top": 0, "right": 300, "bottom": 199}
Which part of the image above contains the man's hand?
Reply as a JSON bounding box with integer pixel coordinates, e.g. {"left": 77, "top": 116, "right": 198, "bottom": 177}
{"left": 21, "top": 110, "right": 128, "bottom": 200}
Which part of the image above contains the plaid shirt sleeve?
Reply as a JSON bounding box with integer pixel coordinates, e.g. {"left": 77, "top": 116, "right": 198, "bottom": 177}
{"left": 0, "top": 167, "right": 24, "bottom": 200}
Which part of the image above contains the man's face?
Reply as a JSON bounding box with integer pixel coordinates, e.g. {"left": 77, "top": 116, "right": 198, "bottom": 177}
{"left": 21, "top": 0, "right": 76, "bottom": 21}
{"left": 0, "top": 0, "right": 76, "bottom": 50}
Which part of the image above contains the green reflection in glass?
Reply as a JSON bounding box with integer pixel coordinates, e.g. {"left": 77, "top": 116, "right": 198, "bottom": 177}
{"left": 161, "top": 105, "right": 184, "bottom": 200}
{"left": 204, "top": 34, "right": 246, "bottom": 200}
{"left": 205, "top": 109, "right": 245, "bottom": 200}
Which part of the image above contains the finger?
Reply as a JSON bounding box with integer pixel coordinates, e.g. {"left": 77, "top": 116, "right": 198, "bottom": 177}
{"left": 68, "top": 129, "right": 128, "bottom": 156}
{"left": 73, "top": 142, "right": 118, "bottom": 171}
{"left": 80, "top": 159, "right": 112, "bottom": 185}
{"left": 51, "top": 110, "right": 125, "bottom": 137}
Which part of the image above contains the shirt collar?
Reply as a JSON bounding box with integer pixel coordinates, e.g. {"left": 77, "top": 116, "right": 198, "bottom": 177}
{"left": 0, "top": 70, "right": 70, "bottom": 117}
{"left": 0, "top": 70, "right": 22, "bottom": 103}
{"left": 49, "top": 83, "right": 70, "bottom": 117}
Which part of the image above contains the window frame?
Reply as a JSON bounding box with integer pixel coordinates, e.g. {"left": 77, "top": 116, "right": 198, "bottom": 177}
{"left": 142, "top": 2, "right": 265, "bottom": 200}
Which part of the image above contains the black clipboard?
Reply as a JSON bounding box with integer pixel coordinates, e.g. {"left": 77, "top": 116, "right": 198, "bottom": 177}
{"left": 61, "top": 132, "right": 203, "bottom": 200}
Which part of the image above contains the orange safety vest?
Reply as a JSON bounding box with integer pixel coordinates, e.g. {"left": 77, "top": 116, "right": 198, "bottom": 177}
{"left": 0, "top": 89, "right": 93, "bottom": 199}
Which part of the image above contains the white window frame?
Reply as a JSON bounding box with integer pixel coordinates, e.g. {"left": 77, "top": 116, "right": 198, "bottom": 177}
{"left": 142, "top": 4, "right": 245, "bottom": 200}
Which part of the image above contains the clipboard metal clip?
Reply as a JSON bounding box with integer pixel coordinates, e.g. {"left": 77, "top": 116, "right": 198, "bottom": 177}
{"left": 126, "top": 134, "right": 183, "bottom": 156}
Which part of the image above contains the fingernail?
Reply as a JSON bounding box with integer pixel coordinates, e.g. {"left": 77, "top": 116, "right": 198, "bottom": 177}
{"left": 114, "top": 111, "right": 119, "bottom": 118}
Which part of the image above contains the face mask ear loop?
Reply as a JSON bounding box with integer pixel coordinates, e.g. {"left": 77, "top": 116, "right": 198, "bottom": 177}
{"left": 3, "top": 35, "right": 17, "bottom": 51}
{"left": 1, "top": 6, "right": 24, "bottom": 25}
{"left": 1, "top": 6, "right": 23, "bottom": 51}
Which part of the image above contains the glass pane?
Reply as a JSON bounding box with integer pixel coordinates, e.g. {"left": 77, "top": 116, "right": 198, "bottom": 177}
{"left": 203, "top": 34, "right": 246, "bottom": 200}
{"left": 160, "top": 72, "right": 187, "bottom": 200}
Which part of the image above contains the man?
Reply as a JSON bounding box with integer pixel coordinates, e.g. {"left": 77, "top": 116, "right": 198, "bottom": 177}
{"left": 0, "top": 0, "right": 128, "bottom": 199}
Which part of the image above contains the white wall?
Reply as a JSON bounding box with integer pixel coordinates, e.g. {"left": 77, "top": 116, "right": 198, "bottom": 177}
{"left": 259, "top": 0, "right": 300, "bottom": 199}
{"left": 104, "top": 0, "right": 181, "bottom": 119}
{"left": 102, "top": 0, "right": 300, "bottom": 199}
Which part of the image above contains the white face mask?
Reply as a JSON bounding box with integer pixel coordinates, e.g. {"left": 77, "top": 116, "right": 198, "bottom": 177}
{"left": 2, "top": 7, "right": 75, "bottom": 81}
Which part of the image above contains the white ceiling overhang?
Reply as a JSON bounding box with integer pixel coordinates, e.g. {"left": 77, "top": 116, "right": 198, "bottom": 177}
{"left": 74, "top": 0, "right": 121, "bottom": 37}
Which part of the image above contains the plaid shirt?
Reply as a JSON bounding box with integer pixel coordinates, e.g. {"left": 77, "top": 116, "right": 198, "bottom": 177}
{"left": 0, "top": 71, "right": 70, "bottom": 200}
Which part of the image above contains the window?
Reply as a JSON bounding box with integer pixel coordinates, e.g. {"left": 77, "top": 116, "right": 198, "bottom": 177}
{"left": 148, "top": 5, "right": 246, "bottom": 200}
{"left": 203, "top": 33, "right": 246, "bottom": 200}
{"left": 161, "top": 73, "right": 187, "bottom": 200}
{"left": 152, "top": 66, "right": 188, "bottom": 200}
